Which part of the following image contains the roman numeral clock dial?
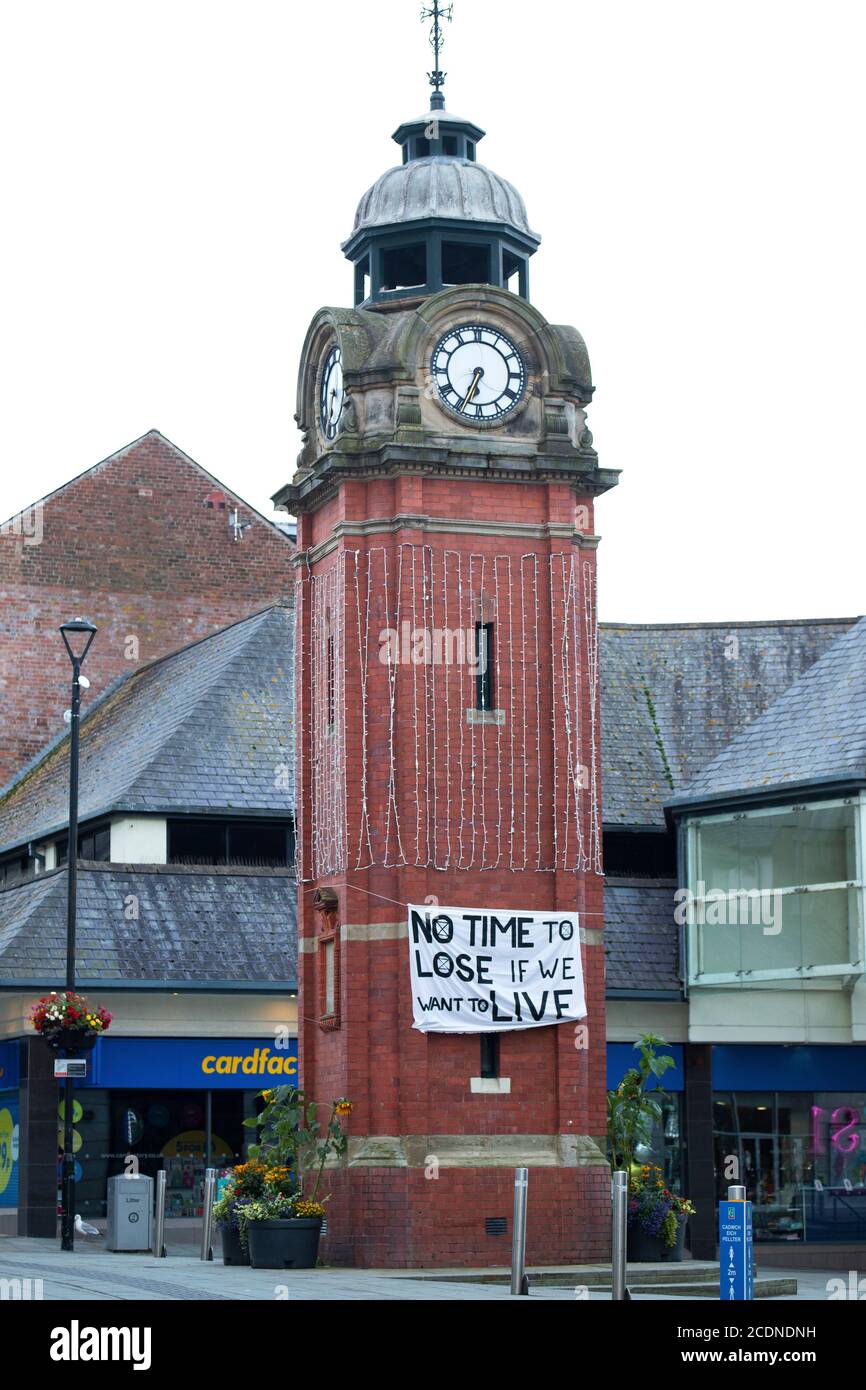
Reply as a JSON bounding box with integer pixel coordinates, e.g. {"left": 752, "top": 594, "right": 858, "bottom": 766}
{"left": 319, "top": 344, "right": 345, "bottom": 441}
{"left": 431, "top": 324, "right": 526, "bottom": 423}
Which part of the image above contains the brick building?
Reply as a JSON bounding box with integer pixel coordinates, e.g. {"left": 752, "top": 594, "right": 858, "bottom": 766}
{"left": 0, "top": 607, "right": 297, "bottom": 1236}
{"left": 0, "top": 430, "right": 294, "bottom": 787}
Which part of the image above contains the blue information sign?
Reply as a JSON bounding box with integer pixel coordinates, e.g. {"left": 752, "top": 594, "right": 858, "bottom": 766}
{"left": 719, "top": 1200, "right": 753, "bottom": 1300}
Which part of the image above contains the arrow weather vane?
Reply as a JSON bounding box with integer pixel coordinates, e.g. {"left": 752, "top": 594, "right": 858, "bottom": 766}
{"left": 421, "top": 1, "right": 453, "bottom": 105}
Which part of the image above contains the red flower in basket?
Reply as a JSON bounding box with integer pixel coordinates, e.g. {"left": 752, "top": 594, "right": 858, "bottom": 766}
{"left": 31, "top": 991, "right": 112, "bottom": 1038}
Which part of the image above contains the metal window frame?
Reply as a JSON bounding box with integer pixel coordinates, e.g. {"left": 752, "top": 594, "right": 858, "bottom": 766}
{"left": 684, "top": 795, "right": 865, "bottom": 987}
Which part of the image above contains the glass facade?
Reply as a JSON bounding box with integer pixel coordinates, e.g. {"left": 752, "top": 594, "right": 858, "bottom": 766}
{"left": 634, "top": 1093, "right": 685, "bottom": 1196}
{"left": 685, "top": 798, "right": 863, "bottom": 984}
{"left": 70, "top": 1088, "right": 260, "bottom": 1220}
{"left": 714, "top": 1090, "right": 866, "bottom": 1242}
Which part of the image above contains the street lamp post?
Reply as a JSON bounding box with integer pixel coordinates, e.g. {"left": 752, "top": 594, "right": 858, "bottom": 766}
{"left": 59, "top": 618, "right": 97, "bottom": 1253}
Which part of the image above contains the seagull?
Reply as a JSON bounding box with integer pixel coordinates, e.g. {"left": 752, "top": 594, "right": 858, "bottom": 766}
{"left": 74, "top": 1215, "right": 101, "bottom": 1238}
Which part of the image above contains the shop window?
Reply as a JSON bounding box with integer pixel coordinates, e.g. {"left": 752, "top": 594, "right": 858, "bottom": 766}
{"left": 442, "top": 241, "right": 489, "bottom": 286}
{"left": 380, "top": 243, "right": 427, "bottom": 292}
{"left": 73, "top": 1088, "right": 257, "bottom": 1221}
{"left": 685, "top": 799, "right": 862, "bottom": 985}
{"left": 712, "top": 1089, "right": 866, "bottom": 1244}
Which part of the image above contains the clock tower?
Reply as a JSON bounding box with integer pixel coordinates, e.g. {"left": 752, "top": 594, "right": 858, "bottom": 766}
{"left": 274, "top": 8, "right": 619, "bottom": 1268}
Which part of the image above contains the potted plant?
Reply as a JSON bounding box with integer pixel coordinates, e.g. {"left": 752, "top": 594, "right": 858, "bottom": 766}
{"left": 627, "top": 1164, "right": 696, "bottom": 1262}
{"left": 238, "top": 1086, "right": 351, "bottom": 1270}
{"left": 213, "top": 1160, "right": 276, "bottom": 1266}
{"left": 30, "top": 990, "right": 112, "bottom": 1053}
{"left": 607, "top": 1033, "right": 695, "bottom": 1261}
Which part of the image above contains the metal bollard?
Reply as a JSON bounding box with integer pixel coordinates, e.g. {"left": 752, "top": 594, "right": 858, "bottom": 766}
{"left": 199, "top": 1167, "right": 217, "bottom": 1261}
{"left": 510, "top": 1167, "right": 529, "bottom": 1296}
{"left": 152, "top": 1169, "right": 167, "bottom": 1258}
{"left": 611, "top": 1170, "right": 630, "bottom": 1301}
{"left": 728, "top": 1184, "right": 746, "bottom": 1201}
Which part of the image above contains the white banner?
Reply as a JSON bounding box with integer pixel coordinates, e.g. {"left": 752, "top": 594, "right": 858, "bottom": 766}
{"left": 408, "top": 904, "right": 586, "bottom": 1034}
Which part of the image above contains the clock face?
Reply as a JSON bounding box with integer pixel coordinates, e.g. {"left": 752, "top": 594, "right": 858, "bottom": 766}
{"left": 319, "top": 344, "right": 344, "bottom": 440}
{"left": 431, "top": 324, "right": 526, "bottom": 423}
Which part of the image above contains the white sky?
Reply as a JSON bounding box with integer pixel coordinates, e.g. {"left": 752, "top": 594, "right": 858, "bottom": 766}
{"left": 1, "top": 0, "right": 863, "bottom": 623}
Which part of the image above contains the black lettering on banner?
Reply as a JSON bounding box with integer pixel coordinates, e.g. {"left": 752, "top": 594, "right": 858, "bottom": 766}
{"left": 409, "top": 904, "right": 585, "bottom": 1033}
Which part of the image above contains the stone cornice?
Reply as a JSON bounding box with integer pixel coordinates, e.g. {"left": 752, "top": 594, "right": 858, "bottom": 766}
{"left": 277, "top": 443, "right": 619, "bottom": 515}
{"left": 291, "top": 515, "right": 605, "bottom": 565}
{"left": 341, "top": 1132, "right": 609, "bottom": 1168}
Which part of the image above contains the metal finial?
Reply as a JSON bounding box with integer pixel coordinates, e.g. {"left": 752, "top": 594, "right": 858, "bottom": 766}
{"left": 421, "top": 1, "right": 453, "bottom": 108}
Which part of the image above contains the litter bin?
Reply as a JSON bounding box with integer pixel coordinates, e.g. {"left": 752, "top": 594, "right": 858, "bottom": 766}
{"left": 106, "top": 1173, "right": 153, "bottom": 1251}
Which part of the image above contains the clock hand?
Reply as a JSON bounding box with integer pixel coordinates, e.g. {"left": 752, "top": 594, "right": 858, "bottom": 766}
{"left": 460, "top": 368, "right": 483, "bottom": 412}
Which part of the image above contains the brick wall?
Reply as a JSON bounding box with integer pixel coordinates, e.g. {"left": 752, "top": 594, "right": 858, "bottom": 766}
{"left": 0, "top": 431, "right": 294, "bottom": 787}
{"left": 296, "top": 471, "right": 609, "bottom": 1266}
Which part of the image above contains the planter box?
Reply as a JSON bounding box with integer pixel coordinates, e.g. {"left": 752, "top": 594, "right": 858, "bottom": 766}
{"left": 247, "top": 1218, "right": 322, "bottom": 1270}
{"left": 219, "top": 1225, "right": 250, "bottom": 1267}
{"left": 42, "top": 1030, "right": 99, "bottom": 1055}
{"left": 627, "top": 1215, "right": 688, "bottom": 1263}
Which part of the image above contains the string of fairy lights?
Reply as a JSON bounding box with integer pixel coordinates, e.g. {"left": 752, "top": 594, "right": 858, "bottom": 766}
{"left": 295, "top": 546, "right": 602, "bottom": 881}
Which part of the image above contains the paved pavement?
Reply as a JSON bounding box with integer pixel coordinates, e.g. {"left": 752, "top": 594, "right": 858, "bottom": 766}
{"left": 0, "top": 1238, "right": 838, "bottom": 1301}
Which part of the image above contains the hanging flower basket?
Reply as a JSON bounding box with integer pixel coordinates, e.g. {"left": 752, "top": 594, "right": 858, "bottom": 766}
{"left": 44, "top": 1029, "right": 99, "bottom": 1055}
{"left": 31, "top": 991, "right": 112, "bottom": 1054}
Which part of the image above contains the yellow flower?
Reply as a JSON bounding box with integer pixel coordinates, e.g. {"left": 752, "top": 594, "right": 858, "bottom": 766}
{"left": 295, "top": 1199, "right": 326, "bottom": 1219}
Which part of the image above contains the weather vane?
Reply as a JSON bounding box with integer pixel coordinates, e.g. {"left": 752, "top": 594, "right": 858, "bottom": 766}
{"left": 421, "top": 1, "right": 453, "bottom": 106}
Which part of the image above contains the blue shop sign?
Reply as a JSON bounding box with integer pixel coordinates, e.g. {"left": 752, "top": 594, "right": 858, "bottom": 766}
{"left": 0, "top": 1041, "right": 20, "bottom": 1090}
{"left": 713, "top": 1044, "right": 866, "bottom": 1092}
{"left": 77, "top": 1037, "right": 298, "bottom": 1090}
{"left": 607, "top": 1042, "right": 684, "bottom": 1092}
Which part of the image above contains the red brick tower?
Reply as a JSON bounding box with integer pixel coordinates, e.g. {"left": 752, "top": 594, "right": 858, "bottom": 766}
{"left": 275, "top": 64, "right": 619, "bottom": 1267}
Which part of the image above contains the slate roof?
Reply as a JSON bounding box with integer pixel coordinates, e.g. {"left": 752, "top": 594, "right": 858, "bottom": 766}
{"left": 0, "top": 605, "right": 294, "bottom": 854}
{"left": 599, "top": 617, "right": 855, "bottom": 827}
{"left": 604, "top": 881, "right": 680, "bottom": 995}
{"left": 0, "top": 863, "right": 297, "bottom": 988}
{"left": 668, "top": 614, "right": 866, "bottom": 809}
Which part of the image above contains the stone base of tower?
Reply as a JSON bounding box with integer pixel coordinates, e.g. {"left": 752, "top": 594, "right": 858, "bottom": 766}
{"left": 317, "top": 1156, "right": 611, "bottom": 1269}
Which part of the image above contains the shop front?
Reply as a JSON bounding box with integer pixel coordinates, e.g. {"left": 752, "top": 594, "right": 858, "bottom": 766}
{"left": 712, "top": 1044, "right": 866, "bottom": 1244}
{"left": 606, "top": 1041, "right": 685, "bottom": 1193}
{"left": 68, "top": 1036, "right": 298, "bottom": 1220}
{"left": 0, "top": 1041, "right": 20, "bottom": 1233}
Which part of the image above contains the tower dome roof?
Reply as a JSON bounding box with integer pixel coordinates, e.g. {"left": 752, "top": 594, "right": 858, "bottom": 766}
{"left": 345, "top": 154, "right": 540, "bottom": 246}
{"left": 341, "top": 96, "right": 540, "bottom": 304}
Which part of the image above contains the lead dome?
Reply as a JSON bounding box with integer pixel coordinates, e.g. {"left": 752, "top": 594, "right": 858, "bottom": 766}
{"left": 341, "top": 106, "right": 541, "bottom": 307}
